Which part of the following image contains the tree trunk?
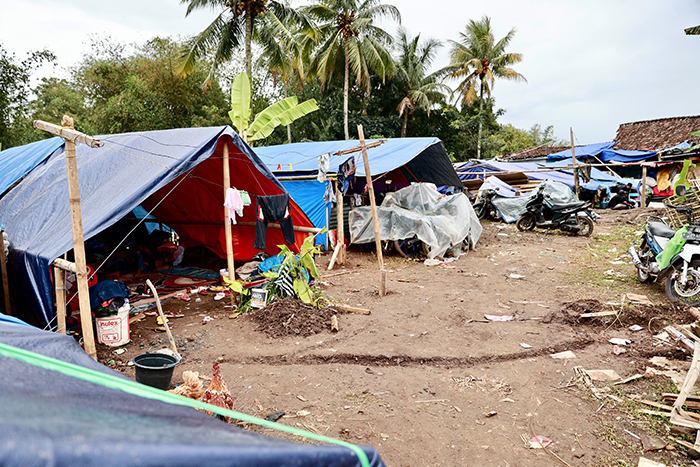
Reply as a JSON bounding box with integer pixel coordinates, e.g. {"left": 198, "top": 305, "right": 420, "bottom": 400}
{"left": 343, "top": 39, "right": 350, "bottom": 140}
{"left": 476, "top": 79, "right": 484, "bottom": 159}
{"left": 245, "top": 4, "right": 253, "bottom": 79}
{"left": 401, "top": 111, "right": 408, "bottom": 138}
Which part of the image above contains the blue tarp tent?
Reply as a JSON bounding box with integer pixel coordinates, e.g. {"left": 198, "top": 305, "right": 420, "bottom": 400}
{"left": 547, "top": 142, "right": 617, "bottom": 161}
{"left": 0, "top": 320, "right": 385, "bottom": 467}
{"left": 0, "top": 137, "right": 63, "bottom": 196}
{"left": 0, "top": 126, "right": 315, "bottom": 327}
{"left": 256, "top": 138, "right": 463, "bottom": 245}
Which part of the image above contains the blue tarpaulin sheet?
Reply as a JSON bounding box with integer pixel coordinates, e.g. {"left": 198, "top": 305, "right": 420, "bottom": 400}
{"left": 281, "top": 180, "right": 331, "bottom": 245}
{"left": 0, "top": 137, "right": 63, "bottom": 196}
{"left": 547, "top": 142, "right": 617, "bottom": 161}
{"left": 0, "top": 321, "right": 385, "bottom": 467}
{"left": 598, "top": 149, "right": 656, "bottom": 162}
{"left": 0, "top": 126, "right": 314, "bottom": 327}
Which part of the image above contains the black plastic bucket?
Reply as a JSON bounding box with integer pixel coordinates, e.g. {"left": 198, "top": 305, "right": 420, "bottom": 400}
{"left": 133, "top": 353, "right": 180, "bottom": 390}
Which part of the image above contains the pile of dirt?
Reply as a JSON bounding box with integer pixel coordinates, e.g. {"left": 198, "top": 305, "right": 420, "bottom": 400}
{"left": 548, "top": 299, "right": 695, "bottom": 332}
{"left": 248, "top": 297, "right": 338, "bottom": 339}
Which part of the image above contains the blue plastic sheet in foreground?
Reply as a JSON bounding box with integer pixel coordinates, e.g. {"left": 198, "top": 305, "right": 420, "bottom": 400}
{"left": 0, "top": 137, "right": 63, "bottom": 196}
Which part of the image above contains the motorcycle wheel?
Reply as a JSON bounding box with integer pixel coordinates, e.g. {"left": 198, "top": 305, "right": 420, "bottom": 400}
{"left": 636, "top": 242, "right": 654, "bottom": 284}
{"left": 394, "top": 238, "right": 428, "bottom": 259}
{"left": 475, "top": 203, "right": 487, "bottom": 220}
{"left": 574, "top": 217, "right": 594, "bottom": 237}
{"left": 516, "top": 213, "right": 536, "bottom": 231}
{"left": 665, "top": 266, "right": 700, "bottom": 306}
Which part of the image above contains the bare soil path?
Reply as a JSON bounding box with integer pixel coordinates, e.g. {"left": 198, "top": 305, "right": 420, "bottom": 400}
{"left": 102, "top": 208, "right": 698, "bottom": 466}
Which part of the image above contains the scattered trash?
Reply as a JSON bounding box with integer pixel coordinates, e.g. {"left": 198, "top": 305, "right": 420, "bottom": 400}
{"left": 519, "top": 343, "right": 533, "bottom": 349}
{"left": 497, "top": 233, "right": 509, "bottom": 237}
{"left": 295, "top": 410, "right": 311, "bottom": 417}
{"left": 175, "top": 292, "right": 190, "bottom": 301}
{"left": 127, "top": 361, "right": 134, "bottom": 366}
{"left": 613, "top": 374, "right": 644, "bottom": 385}
{"left": 265, "top": 411, "right": 285, "bottom": 422}
{"left": 380, "top": 433, "right": 389, "bottom": 440}
{"left": 485, "top": 411, "right": 497, "bottom": 418}
{"left": 114, "top": 348, "right": 126, "bottom": 355}
{"left": 485, "top": 314, "right": 513, "bottom": 322}
{"left": 296, "top": 395, "right": 307, "bottom": 402}
{"left": 609, "top": 338, "right": 631, "bottom": 346}
{"left": 214, "top": 292, "right": 226, "bottom": 301}
{"left": 612, "top": 345, "right": 626, "bottom": 355}
{"left": 626, "top": 293, "right": 653, "bottom": 306}
{"left": 550, "top": 350, "right": 576, "bottom": 359}
{"left": 202, "top": 316, "right": 214, "bottom": 324}
{"left": 528, "top": 436, "right": 552, "bottom": 449}
{"left": 638, "top": 458, "right": 666, "bottom": 467}
{"left": 156, "top": 316, "right": 168, "bottom": 325}
{"left": 585, "top": 369, "right": 621, "bottom": 381}
{"left": 640, "top": 433, "right": 668, "bottom": 452}
{"left": 195, "top": 297, "right": 202, "bottom": 303}
{"left": 507, "top": 273, "right": 525, "bottom": 280}
{"left": 629, "top": 324, "right": 644, "bottom": 332}
{"left": 107, "top": 360, "right": 115, "bottom": 367}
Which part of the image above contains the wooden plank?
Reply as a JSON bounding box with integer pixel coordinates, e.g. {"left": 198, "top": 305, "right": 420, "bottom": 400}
{"left": 32, "top": 119, "right": 103, "bottom": 148}
{"left": 222, "top": 140, "right": 236, "bottom": 307}
{"left": 333, "top": 303, "right": 371, "bottom": 315}
{"left": 357, "top": 125, "right": 385, "bottom": 297}
{"left": 0, "top": 230, "right": 10, "bottom": 316}
{"left": 146, "top": 279, "right": 178, "bottom": 355}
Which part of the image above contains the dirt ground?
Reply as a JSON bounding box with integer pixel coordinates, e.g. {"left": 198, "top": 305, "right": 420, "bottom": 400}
{"left": 99, "top": 207, "right": 700, "bottom": 466}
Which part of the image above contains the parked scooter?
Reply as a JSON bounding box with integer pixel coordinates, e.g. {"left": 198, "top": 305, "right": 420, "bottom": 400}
{"left": 629, "top": 204, "right": 700, "bottom": 305}
{"left": 473, "top": 189, "right": 500, "bottom": 221}
{"left": 515, "top": 186, "right": 595, "bottom": 236}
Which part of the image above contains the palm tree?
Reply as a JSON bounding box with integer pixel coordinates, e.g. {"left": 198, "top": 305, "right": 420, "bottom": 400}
{"left": 178, "top": 0, "right": 310, "bottom": 86}
{"left": 305, "top": 0, "right": 400, "bottom": 140}
{"left": 395, "top": 28, "right": 451, "bottom": 138}
{"left": 441, "top": 16, "right": 526, "bottom": 158}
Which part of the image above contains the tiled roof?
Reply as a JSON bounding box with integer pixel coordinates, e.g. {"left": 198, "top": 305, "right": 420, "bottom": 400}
{"left": 502, "top": 145, "right": 569, "bottom": 161}
{"left": 614, "top": 115, "right": 700, "bottom": 151}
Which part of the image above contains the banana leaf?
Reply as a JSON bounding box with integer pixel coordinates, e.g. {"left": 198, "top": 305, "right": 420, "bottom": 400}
{"left": 229, "top": 72, "right": 251, "bottom": 134}
{"left": 276, "top": 99, "right": 319, "bottom": 126}
{"left": 248, "top": 97, "right": 298, "bottom": 141}
{"left": 249, "top": 98, "right": 319, "bottom": 142}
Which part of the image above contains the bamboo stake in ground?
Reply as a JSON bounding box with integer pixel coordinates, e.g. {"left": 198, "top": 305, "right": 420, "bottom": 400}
{"left": 641, "top": 165, "right": 648, "bottom": 207}
{"left": 33, "top": 117, "right": 100, "bottom": 360}
{"left": 145, "top": 279, "right": 178, "bottom": 355}
{"left": 54, "top": 266, "right": 66, "bottom": 334}
{"left": 337, "top": 179, "right": 346, "bottom": 265}
{"left": 357, "top": 125, "right": 386, "bottom": 296}
{"left": 570, "top": 127, "right": 579, "bottom": 197}
{"left": 222, "top": 139, "right": 236, "bottom": 306}
{"left": 0, "top": 230, "right": 11, "bottom": 316}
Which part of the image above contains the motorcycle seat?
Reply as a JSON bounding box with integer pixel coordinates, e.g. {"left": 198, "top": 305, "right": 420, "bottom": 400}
{"left": 648, "top": 221, "right": 676, "bottom": 238}
{"left": 551, "top": 201, "right": 588, "bottom": 211}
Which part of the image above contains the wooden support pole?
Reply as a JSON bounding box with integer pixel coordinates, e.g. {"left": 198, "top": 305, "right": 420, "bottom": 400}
{"left": 222, "top": 140, "right": 236, "bottom": 306}
{"left": 641, "top": 165, "right": 648, "bottom": 208}
{"left": 52, "top": 258, "right": 77, "bottom": 272}
{"left": 357, "top": 125, "right": 386, "bottom": 297}
{"left": 0, "top": 230, "right": 11, "bottom": 316}
{"left": 325, "top": 203, "right": 330, "bottom": 252}
{"left": 33, "top": 116, "right": 98, "bottom": 359}
{"left": 54, "top": 266, "right": 66, "bottom": 334}
{"left": 336, "top": 179, "right": 346, "bottom": 265}
{"left": 146, "top": 279, "right": 178, "bottom": 355}
{"left": 570, "top": 127, "right": 579, "bottom": 197}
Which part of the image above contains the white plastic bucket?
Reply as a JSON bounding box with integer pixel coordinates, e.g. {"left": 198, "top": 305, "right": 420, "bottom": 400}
{"left": 95, "top": 303, "right": 130, "bottom": 346}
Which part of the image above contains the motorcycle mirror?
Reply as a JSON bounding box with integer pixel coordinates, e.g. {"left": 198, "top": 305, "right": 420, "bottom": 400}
{"left": 676, "top": 185, "right": 687, "bottom": 197}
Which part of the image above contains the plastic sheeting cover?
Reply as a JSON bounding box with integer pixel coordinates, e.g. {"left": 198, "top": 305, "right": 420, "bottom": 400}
{"left": 0, "top": 321, "right": 385, "bottom": 467}
{"left": 348, "top": 184, "right": 482, "bottom": 259}
{"left": 491, "top": 180, "right": 578, "bottom": 223}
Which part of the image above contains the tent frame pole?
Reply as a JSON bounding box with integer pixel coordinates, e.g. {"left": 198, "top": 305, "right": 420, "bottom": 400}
{"left": 358, "top": 125, "right": 386, "bottom": 297}
{"left": 0, "top": 229, "right": 11, "bottom": 316}
{"left": 641, "top": 166, "right": 648, "bottom": 207}
{"left": 222, "top": 140, "right": 236, "bottom": 305}
{"left": 570, "top": 127, "right": 579, "bottom": 197}
{"left": 33, "top": 117, "right": 99, "bottom": 360}
{"left": 54, "top": 266, "right": 66, "bottom": 334}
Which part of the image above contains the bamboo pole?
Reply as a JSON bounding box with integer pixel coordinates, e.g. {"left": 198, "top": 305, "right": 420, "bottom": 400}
{"left": 222, "top": 140, "right": 236, "bottom": 307}
{"left": 1, "top": 230, "right": 11, "bottom": 316}
{"left": 54, "top": 266, "right": 66, "bottom": 335}
{"left": 570, "top": 127, "right": 579, "bottom": 197}
{"left": 357, "top": 125, "right": 386, "bottom": 296}
{"left": 336, "top": 179, "right": 346, "bottom": 265}
{"left": 33, "top": 117, "right": 99, "bottom": 359}
{"left": 641, "top": 165, "right": 648, "bottom": 207}
{"left": 146, "top": 279, "right": 178, "bottom": 355}
{"left": 325, "top": 203, "right": 330, "bottom": 251}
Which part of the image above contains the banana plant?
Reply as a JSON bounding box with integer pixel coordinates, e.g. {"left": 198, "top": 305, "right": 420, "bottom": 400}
{"left": 228, "top": 72, "right": 319, "bottom": 143}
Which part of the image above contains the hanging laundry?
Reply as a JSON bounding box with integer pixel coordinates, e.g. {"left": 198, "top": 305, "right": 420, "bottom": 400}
{"left": 223, "top": 188, "right": 243, "bottom": 224}
{"left": 237, "top": 191, "right": 252, "bottom": 217}
{"left": 323, "top": 181, "right": 336, "bottom": 204}
{"left": 317, "top": 153, "right": 330, "bottom": 182}
{"left": 337, "top": 156, "right": 356, "bottom": 194}
{"left": 254, "top": 193, "right": 295, "bottom": 249}
{"left": 354, "top": 194, "right": 362, "bottom": 206}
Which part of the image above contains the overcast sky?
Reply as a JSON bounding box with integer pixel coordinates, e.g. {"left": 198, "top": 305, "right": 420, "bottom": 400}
{"left": 2, "top": 0, "right": 699, "bottom": 144}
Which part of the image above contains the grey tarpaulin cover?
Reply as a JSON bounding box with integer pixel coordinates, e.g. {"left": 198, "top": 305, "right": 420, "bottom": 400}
{"left": 491, "top": 180, "right": 578, "bottom": 223}
{"left": 348, "top": 184, "right": 482, "bottom": 259}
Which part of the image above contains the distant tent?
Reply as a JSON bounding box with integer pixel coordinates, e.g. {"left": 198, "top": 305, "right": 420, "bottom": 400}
{"left": 0, "top": 126, "right": 315, "bottom": 326}
{"left": 546, "top": 142, "right": 656, "bottom": 163}
{"left": 0, "top": 137, "right": 63, "bottom": 196}
{"left": 0, "top": 319, "right": 385, "bottom": 467}
{"left": 255, "top": 138, "right": 463, "bottom": 243}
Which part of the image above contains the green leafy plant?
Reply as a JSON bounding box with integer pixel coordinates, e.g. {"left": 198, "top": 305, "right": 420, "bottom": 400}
{"left": 229, "top": 71, "right": 319, "bottom": 142}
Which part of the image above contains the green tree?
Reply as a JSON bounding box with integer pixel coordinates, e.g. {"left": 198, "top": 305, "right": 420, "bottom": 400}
{"left": 0, "top": 43, "right": 55, "bottom": 149}
{"left": 441, "top": 16, "right": 525, "bottom": 158}
{"left": 394, "top": 28, "right": 450, "bottom": 137}
{"left": 305, "top": 0, "right": 400, "bottom": 140}
{"left": 178, "top": 0, "right": 310, "bottom": 86}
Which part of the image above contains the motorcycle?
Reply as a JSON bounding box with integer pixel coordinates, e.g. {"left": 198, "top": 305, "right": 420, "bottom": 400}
{"left": 629, "top": 204, "right": 700, "bottom": 306}
{"left": 473, "top": 189, "right": 500, "bottom": 221}
{"left": 515, "top": 187, "right": 595, "bottom": 236}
